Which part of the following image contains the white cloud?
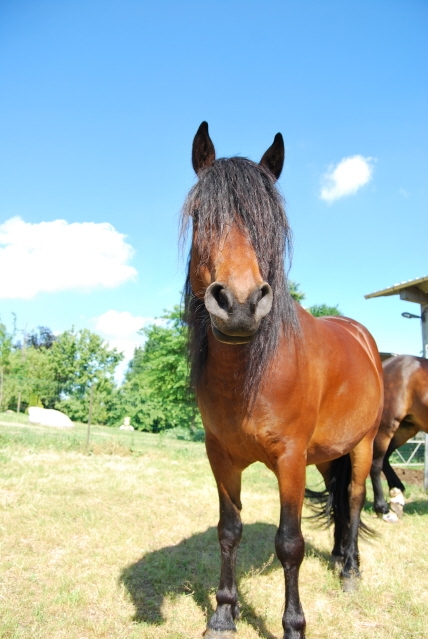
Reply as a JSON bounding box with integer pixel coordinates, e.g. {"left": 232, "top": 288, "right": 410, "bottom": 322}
{"left": 320, "top": 155, "right": 374, "bottom": 202}
{"left": 95, "top": 310, "right": 151, "bottom": 339}
{"left": 94, "top": 310, "right": 166, "bottom": 381}
{"left": 0, "top": 217, "right": 137, "bottom": 299}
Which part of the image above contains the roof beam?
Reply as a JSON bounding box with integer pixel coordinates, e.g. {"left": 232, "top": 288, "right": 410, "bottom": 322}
{"left": 400, "top": 287, "right": 428, "bottom": 305}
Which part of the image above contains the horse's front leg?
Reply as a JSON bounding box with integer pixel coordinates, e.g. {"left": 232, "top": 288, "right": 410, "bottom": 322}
{"left": 205, "top": 436, "right": 243, "bottom": 637}
{"left": 275, "top": 455, "right": 306, "bottom": 639}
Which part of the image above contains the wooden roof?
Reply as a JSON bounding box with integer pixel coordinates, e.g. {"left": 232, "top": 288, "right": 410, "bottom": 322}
{"left": 365, "top": 275, "right": 428, "bottom": 299}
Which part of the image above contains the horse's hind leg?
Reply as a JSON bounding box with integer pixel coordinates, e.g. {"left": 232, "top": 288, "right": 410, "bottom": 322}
{"left": 382, "top": 445, "right": 405, "bottom": 493}
{"left": 383, "top": 424, "right": 418, "bottom": 492}
{"left": 342, "top": 435, "right": 375, "bottom": 591}
{"left": 370, "top": 420, "right": 399, "bottom": 516}
{"left": 205, "top": 437, "right": 243, "bottom": 637}
{"left": 316, "top": 460, "right": 346, "bottom": 571}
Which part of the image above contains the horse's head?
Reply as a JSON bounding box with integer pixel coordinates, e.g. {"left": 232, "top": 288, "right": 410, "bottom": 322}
{"left": 186, "top": 121, "right": 286, "bottom": 345}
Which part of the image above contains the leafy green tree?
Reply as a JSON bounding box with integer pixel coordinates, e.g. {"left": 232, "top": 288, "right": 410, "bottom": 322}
{"left": 289, "top": 280, "right": 306, "bottom": 304}
{"left": 26, "top": 326, "right": 56, "bottom": 350}
{"left": 307, "top": 304, "right": 343, "bottom": 317}
{"left": 0, "top": 317, "right": 14, "bottom": 410}
{"left": 49, "top": 328, "right": 123, "bottom": 423}
{"left": 6, "top": 346, "right": 57, "bottom": 411}
{"left": 121, "top": 307, "right": 202, "bottom": 433}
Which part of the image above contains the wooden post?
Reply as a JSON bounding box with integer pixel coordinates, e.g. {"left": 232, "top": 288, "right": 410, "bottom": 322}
{"left": 86, "top": 385, "right": 94, "bottom": 450}
{"left": 17, "top": 390, "right": 21, "bottom": 414}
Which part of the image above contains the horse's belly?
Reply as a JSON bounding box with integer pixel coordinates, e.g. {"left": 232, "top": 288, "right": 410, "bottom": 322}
{"left": 306, "top": 400, "right": 380, "bottom": 465}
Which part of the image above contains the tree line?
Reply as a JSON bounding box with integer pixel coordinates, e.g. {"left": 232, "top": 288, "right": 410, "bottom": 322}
{"left": 0, "top": 283, "right": 342, "bottom": 433}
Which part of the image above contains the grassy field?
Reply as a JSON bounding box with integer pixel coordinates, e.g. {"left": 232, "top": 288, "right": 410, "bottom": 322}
{"left": 0, "top": 413, "right": 427, "bottom": 639}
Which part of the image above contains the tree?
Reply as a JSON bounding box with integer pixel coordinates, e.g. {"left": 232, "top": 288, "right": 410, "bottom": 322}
{"left": 121, "top": 307, "right": 202, "bottom": 433}
{"left": 0, "top": 317, "right": 14, "bottom": 410}
{"left": 6, "top": 345, "right": 57, "bottom": 411}
{"left": 289, "top": 280, "right": 306, "bottom": 304}
{"left": 26, "top": 326, "right": 56, "bottom": 350}
{"left": 307, "top": 304, "right": 343, "bottom": 317}
{"left": 49, "top": 328, "right": 123, "bottom": 423}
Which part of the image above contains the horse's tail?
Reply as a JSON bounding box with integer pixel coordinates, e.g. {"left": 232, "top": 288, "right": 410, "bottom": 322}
{"left": 305, "top": 454, "right": 375, "bottom": 538}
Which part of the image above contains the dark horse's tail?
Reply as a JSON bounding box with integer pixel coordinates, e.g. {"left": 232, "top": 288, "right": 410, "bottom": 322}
{"left": 305, "top": 454, "right": 375, "bottom": 537}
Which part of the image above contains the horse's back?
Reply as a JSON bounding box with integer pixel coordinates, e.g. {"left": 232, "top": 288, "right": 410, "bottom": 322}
{"left": 383, "top": 355, "right": 428, "bottom": 430}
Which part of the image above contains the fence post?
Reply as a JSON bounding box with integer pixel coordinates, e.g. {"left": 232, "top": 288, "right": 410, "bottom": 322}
{"left": 86, "top": 385, "right": 94, "bottom": 450}
{"left": 17, "top": 390, "right": 21, "bottom": 414}
{"left": 422, "top": 304, "right": 428, "bottom": 491}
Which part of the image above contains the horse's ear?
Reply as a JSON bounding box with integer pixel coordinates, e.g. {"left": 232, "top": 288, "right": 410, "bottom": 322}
{"left": 192, "top": 121, "right": 216, "bottom": 175}
{"left": 260, "top": 133, "right": 284, "bottom": 181}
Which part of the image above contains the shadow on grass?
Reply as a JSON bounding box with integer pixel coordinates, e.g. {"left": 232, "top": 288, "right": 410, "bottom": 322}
{"left": 120, "top": 523, "right": 332, "bottom": 639}
{"left": 402, "top": 499, "right": 428, "bottom": 516}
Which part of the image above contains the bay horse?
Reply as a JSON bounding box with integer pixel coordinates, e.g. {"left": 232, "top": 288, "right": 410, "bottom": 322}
{"left": 181, "top": 122, "right": 383, "bottom": 639}
{"left": 371, "top": 354, "right": 428, "bottom": 520}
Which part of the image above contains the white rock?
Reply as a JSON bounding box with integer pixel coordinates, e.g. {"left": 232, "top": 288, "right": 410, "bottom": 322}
{"left": 119, "top": 416, "right": 134, "bottom": 430}
{"left": 28, "top": 407, "right": 74, "bottom": 429}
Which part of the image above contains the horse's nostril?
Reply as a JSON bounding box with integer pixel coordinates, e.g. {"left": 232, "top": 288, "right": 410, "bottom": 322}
{"left": 249, "top": 290, "right": 262, "bottom": 315}
{"left": 205, "top": 283, "right": 232, "bottom": 320}
{"left": 217, "top": 289, "right": 229, "bottom": 312}
{"left": 212, "top": 286, "right": 233, "bottom": 314}
{"left": 260, "top": 284, "right": 271, "bottom": 298}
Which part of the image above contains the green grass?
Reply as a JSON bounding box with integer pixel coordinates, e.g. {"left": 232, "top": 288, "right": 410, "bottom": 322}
{"left": 0, "top": 415, "right": 427, "bottom": 638}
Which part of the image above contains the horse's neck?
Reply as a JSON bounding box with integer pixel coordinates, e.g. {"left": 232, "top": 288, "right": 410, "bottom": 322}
{"left": 205, "top": 331, "right": 248, "bottom": 376}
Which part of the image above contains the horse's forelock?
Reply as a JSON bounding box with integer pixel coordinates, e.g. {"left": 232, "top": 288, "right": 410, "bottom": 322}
{"left": 181, "top": 156, "right": 299, "bottom": 403}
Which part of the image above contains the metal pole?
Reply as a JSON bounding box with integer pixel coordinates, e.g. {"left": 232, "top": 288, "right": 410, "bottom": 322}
{"left": 422, "top": 304, "right": 428, "bottom": 491}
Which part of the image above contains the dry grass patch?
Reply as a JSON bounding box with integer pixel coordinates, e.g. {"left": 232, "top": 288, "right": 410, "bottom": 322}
{"left": 0, "top": 419, "right": 427, "bottom": 638}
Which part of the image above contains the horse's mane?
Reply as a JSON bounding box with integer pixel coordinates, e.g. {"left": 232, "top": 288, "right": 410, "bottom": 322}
{"left": 180, "top": 156, "right": 299, "bottom": 404}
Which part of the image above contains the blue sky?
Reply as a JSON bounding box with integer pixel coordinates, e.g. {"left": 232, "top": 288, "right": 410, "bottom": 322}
{"left": 1, "top": 0, "right": 427, "bottom": 374}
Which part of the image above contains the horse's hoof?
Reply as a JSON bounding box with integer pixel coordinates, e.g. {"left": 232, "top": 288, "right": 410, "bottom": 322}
{"left": 389, "top": 488, "right": 405, "bottom": 518}
{"left": 341, "top": 575, "right": 360, "bottom": 593}
{"left": 204, "top": 630, "right": 236, "bottom": 638}
{"left": 382, "top": 510, "right": 400, "bottom": 523}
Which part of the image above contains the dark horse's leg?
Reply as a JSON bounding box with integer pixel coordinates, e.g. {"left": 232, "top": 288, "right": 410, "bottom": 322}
{"left": 320, "top": 436, "right": 374, "bottom": 592}
{"left": 205, "top": 436, "right": 243, "bottom": 637}
{"left": 370, "top": 426, "right": 395, "bottom": 516}
{"left": 275, "top": 456, "right": 306, "bottom": 639}
{"left": 371, "top": 422, "right": 418, "bottom": 515}
{"left": 340, "top": 436, "right": 374, "bottom": 590}
{"left": 383, "top": 423, "right": 419, "bottom": 492}
{"left": 316, "top": 460, "right": 347, "bottom": 570}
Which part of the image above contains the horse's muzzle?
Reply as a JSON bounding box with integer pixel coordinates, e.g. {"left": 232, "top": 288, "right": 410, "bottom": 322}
{"left": 205, "top": 282, "right": 273, "bottom": 345}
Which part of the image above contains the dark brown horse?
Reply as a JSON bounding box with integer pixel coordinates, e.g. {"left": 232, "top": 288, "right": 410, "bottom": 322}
{"left": 371, "top": 354, "right": 428, "bottom": 520}
{"left": 181, "top": 122, "right": 383, "bottom": 639}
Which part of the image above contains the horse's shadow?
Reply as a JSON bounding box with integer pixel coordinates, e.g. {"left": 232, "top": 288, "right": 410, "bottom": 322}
{"left": 119, "top": 523, "right": 331, "bottom": 639}
{"left": 402, "top": 499, "right": 428, "bottom": 516}
{"left": 364, "top": 498, "right": 428, "bottom": 517}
